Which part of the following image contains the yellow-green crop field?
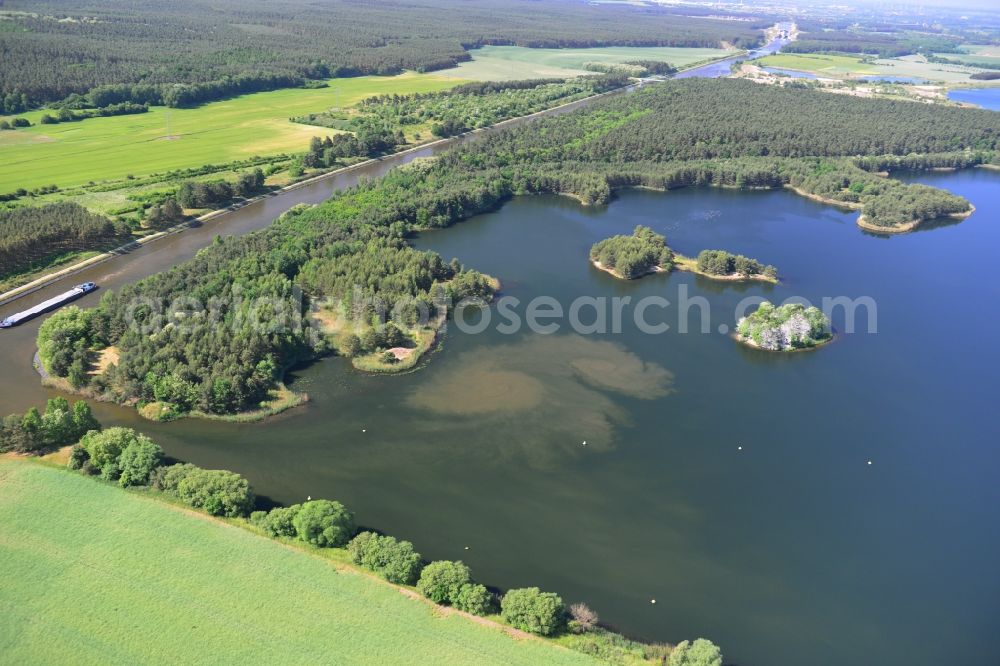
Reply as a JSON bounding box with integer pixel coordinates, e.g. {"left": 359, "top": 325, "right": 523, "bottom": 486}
{"left": 445, "top": 45, "right": 733, "bottom": 80}
{"left": 0, "top": 73, "right": 462, "bottom": 192}
{"left": 0, "top": 460, "right": 594, "bottom": 665}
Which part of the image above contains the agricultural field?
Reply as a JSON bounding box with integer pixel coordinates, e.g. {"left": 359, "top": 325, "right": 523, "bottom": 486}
{"left": 443, "top": 45, "right": 733, "bottom": 80}
{"left": 0, "top": 73, "right": 462, "bottom": 193}
{"left": 938, "top": 44, "right": 1000, "bottom": 67}
{"left": 871, "top": 54, "right": 1000, "bottom": 85}
{"left": 757, "top": 52, "right": 1000, "bottom": 86}
{"left": 0, "top": 460, "right": 594, "bottom": 666}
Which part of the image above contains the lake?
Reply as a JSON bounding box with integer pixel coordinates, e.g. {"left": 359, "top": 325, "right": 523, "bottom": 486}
{"left": 45, "top": 169, "right": 999, "bottom": 666}
{"left": 948, "top": 87, "right": 1000, "bottom": 111}
{"left": 859, "top": 75, "right": 926, "bottom": 84}
{"left": 763, "top": 67, "right": 818, "bottom": 80}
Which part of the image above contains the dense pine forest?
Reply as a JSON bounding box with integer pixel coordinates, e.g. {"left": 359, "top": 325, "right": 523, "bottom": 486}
{"left": 0, "top": 0, "right": 763, "bottom": 109}
{"left": 39, "top": 79, "right": 1000, "bottom": 416}
{"left": 0, "top": 204, "right": 130, "bottom": 278}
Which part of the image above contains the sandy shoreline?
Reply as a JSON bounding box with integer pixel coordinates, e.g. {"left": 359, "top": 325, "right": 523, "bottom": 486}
{"left": 590, "top": 259, "right": 665, "bottom": 280}
{"left": 592, "top": 257, "right": 778, "bottom": 284}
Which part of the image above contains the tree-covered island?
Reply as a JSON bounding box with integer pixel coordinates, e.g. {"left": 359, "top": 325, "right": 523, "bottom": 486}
{"left": 589, "top": 225, "right": 673, "bottom": 279}
{"left": 736, "top": 301, "right": 832, "bottom": 351}
{"left": 591, "top": 228, "right": 777, "bottom": 283}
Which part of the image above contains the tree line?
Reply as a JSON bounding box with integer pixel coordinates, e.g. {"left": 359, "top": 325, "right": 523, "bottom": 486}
{"left": 782, "top": 29, "right": 961, "bottom": 58}
{"left": 0, "top": 402, "right": 722, "bottom": 662}
{"left": 696, "top": 250, "right": 776, "bottom": 279}
{"left": 0, "top": 398, "right": 100, "bottom": 455}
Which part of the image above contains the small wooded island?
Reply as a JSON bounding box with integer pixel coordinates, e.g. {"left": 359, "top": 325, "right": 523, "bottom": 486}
{"left": 590, "top": 226, "right": 778, "bottom": 282}
{"left": 589, "top": 225, "right": 673, "bottom": 279}
{"left": 736, "top": 301, "right": 832, "bottom": 351}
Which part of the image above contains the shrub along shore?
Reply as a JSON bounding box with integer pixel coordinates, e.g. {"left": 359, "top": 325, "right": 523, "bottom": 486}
{"left": 0, "top": 405, "right": 723, "bottom": 665}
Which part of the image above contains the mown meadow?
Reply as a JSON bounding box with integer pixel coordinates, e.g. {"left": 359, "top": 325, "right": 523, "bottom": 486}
{"left": 0, "top": 73, "right": 462, "bottom": 192}
{"left": 0, "top": 460, "right": 595, "bottom": 665}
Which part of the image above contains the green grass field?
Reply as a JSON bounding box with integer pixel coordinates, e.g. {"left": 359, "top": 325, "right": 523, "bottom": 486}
{"left": 444, "top": 45, "right": 733, "bottom": 81}
{"left": 755, "top": 53, "right": 878, "bottom": 77}
{"left": 0, "top": 460, "right": 594, "bottom": 665}
{"left": 0, "top": 73, "right": 461, "bottom": 192}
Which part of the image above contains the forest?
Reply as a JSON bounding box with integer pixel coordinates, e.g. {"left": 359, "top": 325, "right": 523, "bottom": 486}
{"left": 782, "top": 25, "right": 962, "bottom": 58}
{"left": 590, "top": 226, "right": 673, "bottom": 279}
{"left": 0, "top": 203, "right": 131, "bottom": 278}
{"left": 0, "top": 0, "right": 762, "bottom": 109}
{"left": 37, "top": 78, "right": 1000, "bottom": 416}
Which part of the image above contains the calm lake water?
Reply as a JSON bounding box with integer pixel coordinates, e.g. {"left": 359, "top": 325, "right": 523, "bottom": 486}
{"left": 26, "top": 169, "right": 993, "bottom": 666}
{"left": 762, "top": 67, "right": 818, "bottom": 80}
{"left": 948, "top": 87, "right": 1000, "bottom": 111}
{"left": 859, "top": 75, "right": 926, "bottom": 84}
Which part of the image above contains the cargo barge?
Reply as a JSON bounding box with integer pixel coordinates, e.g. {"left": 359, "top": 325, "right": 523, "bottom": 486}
{"left": 0, "top": 282, "right": 97, "bottom": 329}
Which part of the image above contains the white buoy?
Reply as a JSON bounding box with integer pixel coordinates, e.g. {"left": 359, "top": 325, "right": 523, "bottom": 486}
{"left": 738, "top": 445, "right": 742, "bottom": 451}
{"left": 582, "top": 441, "right": 587, "bottom": 446}
{"left": 307, "top": 495, "right": 312, "bottom": 500}
{"left": 867, "top": 460, "right": 872, "bottom": 465}
{"left": 464, "top": 546, "right": 470, "bottom": 550}
{"left": 362, "top": 429, "right": 367, "bottom": 433}
{"left": 650, "top": 599, "right": 656, "bottom": 604}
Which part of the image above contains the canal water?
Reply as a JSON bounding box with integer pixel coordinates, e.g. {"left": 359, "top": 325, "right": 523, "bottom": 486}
{"left": 4, "top": 169, "right": 996, "bottom": 666}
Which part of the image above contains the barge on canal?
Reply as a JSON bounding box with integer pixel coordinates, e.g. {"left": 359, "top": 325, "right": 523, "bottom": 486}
{"left": 0, "top": 282, "right": 97, "bottom": 329}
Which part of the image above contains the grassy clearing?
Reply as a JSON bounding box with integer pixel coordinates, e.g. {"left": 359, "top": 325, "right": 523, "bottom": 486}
{"left": 312, "top": 306, "right": 442, "bottom": 374}
{"left": 443, "top": 45, "right": 732, "bottom": 81}
{"left": 0, "top": 460, "right": 595, "bottom": 666}
{"left": 351, "top": 327, "right": 440, "bottom": 374}
{"left": 0, "top": 73, "right": 462, "bottom": 192}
